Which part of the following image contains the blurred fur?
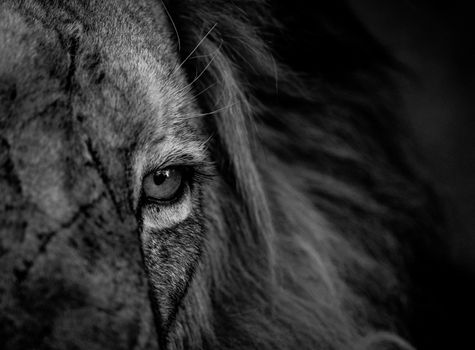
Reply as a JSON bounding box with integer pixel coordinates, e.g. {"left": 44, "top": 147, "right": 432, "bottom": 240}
{"left": 159, "top": 1, "right": 439, "bottom": 349}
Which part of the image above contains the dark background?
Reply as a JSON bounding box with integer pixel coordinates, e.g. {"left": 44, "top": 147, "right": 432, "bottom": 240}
{"left": 351, "top": 0, "right": 475, "bottom": 272}
{"left": 350, "top": 0, "right": 475, "bottom": 346}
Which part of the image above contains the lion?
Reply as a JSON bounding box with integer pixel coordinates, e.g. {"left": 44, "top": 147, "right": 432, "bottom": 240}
{"left": 0, "top": 0, "right": 442, "bottom": 349}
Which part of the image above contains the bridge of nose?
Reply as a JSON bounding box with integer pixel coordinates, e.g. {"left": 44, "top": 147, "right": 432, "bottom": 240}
{"left": 0, "top": 6, "right": 158, "bottom": 350}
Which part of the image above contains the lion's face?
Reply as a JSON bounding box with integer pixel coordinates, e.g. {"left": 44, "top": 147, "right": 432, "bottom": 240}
{"left": 1, "top": 0, "right": 441, "bottom": 349}
{"left": 0, "top": 0, "right": 209, "bottom": 348}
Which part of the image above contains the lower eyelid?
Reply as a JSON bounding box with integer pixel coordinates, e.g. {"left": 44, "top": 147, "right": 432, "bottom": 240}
{"left": 141, "top": 184, "right": 193, "bottom": 229}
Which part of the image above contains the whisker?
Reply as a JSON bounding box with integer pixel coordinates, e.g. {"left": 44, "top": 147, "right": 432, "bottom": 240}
{"left": 180, "top": 102, "right": 238, "bottom": 120}
{"left": 192, "top": 82, "right": 217, "bottom": 99}
{"left": 161, "top": 0, "right": 181, "bottom": 52}
{"left": 200, "top": 133, "right": 216, "bottom": 149}
{"left": 176, "top": 42, "right": 222, "bottom": 95}
{"left": 189, "top": 53, "right": 220, "bottom": 60}
{"left": 174, "top": 23, "right": 218, "bottom": 74}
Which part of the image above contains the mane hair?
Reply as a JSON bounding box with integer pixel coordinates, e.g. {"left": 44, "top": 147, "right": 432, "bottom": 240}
{"left": 161, "top": 1, "right": 440, "bottom": 349}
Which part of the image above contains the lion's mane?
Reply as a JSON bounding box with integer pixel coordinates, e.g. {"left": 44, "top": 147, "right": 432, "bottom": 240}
{"left": 156, "top": 1, "right": 441, "bottom": 349}
{"left": 0, "top": 0, "right": 446, "bottom": 349}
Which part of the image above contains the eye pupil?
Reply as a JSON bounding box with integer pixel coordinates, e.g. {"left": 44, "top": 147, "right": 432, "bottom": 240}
{"left": 153, "top": 170, "right": 169, "bottom": 186}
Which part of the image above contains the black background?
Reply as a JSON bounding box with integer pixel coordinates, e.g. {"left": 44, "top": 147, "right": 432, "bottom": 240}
{"left": 351, "top": 1, "right": 475, "bottom": 347}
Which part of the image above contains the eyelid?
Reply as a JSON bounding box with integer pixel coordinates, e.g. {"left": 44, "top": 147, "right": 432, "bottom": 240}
{"left": 142, "top": 164, "right": 192, "bottom": 185}
{"left": 142, "top": 152, "right": 205, "bottom": 174}
{"left": 132, "top": 149, "right": 216, "bottom": 212}
{"left": 142, "top": 161, "right": 215, "bottom": 186}
{"left": 138, "top": 162, "right": 215, "bottom": 211}
{"left": 142, "top": 183, "right": 187, "bottom": 206}
{"left": 140, "top": 184, "right": 193, "bottom": 230}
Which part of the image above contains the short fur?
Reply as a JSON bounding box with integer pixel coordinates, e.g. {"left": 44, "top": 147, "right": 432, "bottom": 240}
{"left": 0, "top": 1, "right": 441, "bottom": 349}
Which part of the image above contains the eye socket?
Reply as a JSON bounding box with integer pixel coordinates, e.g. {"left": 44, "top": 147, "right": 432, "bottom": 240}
{"left": 143, "top": 167, "right": 185, "bottom": 203}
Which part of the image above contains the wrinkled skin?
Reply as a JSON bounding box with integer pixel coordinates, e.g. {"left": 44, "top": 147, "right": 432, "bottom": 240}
{"left": 0, "top": 1, "right": 206, "bottom": 348}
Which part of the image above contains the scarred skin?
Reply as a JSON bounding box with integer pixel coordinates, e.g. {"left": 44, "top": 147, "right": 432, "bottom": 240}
{"left": 0, "top": 1, "right": 204, "bottom": 348}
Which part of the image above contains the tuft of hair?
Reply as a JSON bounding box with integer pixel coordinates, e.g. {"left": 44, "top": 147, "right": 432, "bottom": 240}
{"left": 162, "top": 1, "right": 441, "bottom": 349}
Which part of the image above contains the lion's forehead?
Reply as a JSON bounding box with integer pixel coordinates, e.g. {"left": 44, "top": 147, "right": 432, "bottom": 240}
{"left": 71, "top": 0, "right": 204, "bottom": 165}
{"left": 1, "top": 0, "right": 204, "bottom": 202}
{"left": 75, "top": 33, "right": 198, "bottom": 149}
{"left": 1, "top": 0, "right": 197, "bottom": 130}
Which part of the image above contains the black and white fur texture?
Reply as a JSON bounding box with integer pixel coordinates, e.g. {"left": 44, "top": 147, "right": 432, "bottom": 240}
{"left": 0, "top": 1, "right": 441, "bottom": 349}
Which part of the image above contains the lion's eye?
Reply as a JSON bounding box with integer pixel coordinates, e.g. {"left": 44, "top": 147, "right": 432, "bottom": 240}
{"left": 143, "top": 168, "right": 184, "bottom": 202}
